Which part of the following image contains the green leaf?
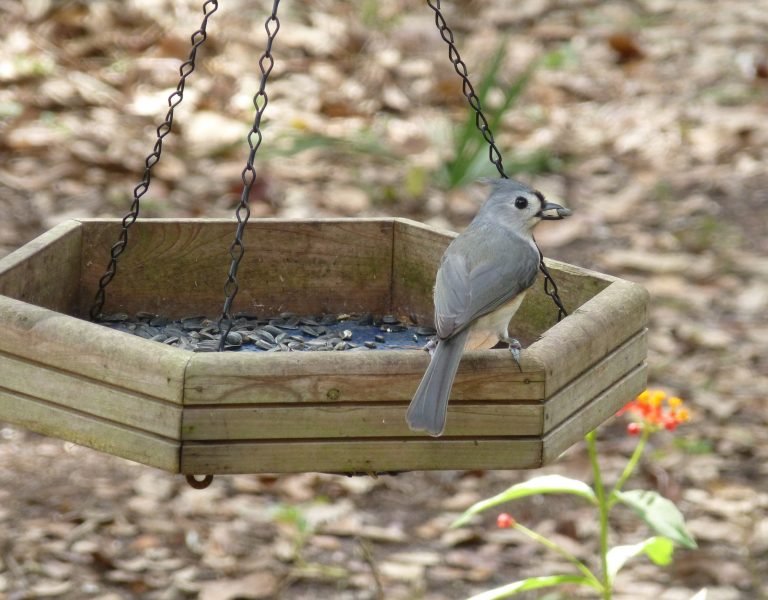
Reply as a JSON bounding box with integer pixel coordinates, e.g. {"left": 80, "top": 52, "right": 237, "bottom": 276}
{"left": 606, "top": 536, "right": 674, "bottom": 582}
{"left": 452, "top": 475, "right": 596, "bottom": 528}
{"left": 643, "top": 535, "right": 675, "bottom": 564}
{"left": 441, "top": 37, "right": 542, "bottom": 189}
{"left": 466, "top": 575, "right": 597, "bottom": 600}
{"left": 615, "top": 490, "right": 697, "bottom": 549}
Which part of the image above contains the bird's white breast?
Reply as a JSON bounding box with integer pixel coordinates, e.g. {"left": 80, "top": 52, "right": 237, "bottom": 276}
{"left": 465, "top": 291, "right": 527, "bottom": 350}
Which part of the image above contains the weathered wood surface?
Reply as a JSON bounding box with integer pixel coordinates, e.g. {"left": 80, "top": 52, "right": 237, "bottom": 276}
{"left": 391, "top": 218, "right": 453, "bottom": 326}
{"left": 0, "top": 295, "right": 189, "bottom": 404}
{"left": 526, "top": 279, "right": 650, "bottom": 396}
{"left": 78, "top": 218, "right": 394, "bottom": 318}
{"left": 0, "top": 352, "right": 182, "bottom": 438}
{"left": 542, "top": 363, "right": 647, "bottom": 464}
{"left": 181, "top": 438, "right": 545, "bottom": 474}
{"left": 181, "top": 402, "right": 544, "bottom": 440}
{"left": 0, "top": 220, "right": 82, "bottom": 314}
{"left": 0, "top": 388, "right": 179, "bottom": 472}
{"left": 184, "top": 349, "right": 546, "bottom": 405}
{"left": 543, "top": 329, "right": 647, "bottom": 432}
{"left": 181, "top": 333, "right": 645, "bottom": 440}
{"left": 509, "top": 258, "right": 614, "bottom": 341}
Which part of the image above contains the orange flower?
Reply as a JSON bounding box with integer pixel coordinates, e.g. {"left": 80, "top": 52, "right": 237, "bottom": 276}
{"left": 618, "top": 389, "right": 690, "bottom": 434}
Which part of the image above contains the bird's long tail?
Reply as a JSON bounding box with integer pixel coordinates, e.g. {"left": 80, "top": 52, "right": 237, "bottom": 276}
{"left": 406, "top": 329, "right": 470, "bottom": 437}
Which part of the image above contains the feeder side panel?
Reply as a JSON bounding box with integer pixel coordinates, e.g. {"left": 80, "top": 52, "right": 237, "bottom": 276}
{"left": 542, "top": 363, "right": 647, "bottom": 464}
{"left": 0, "top": 220, "right": 82, "bottom": 315}
{"left": 542, "top": 329, "right": 647, "bottom": 432}
{"left": 527, "top": 279, "right": 650, "bottom": 397}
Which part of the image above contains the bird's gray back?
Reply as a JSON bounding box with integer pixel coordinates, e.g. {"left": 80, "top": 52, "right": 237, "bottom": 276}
{"left": 433, "top": 224, "right": 540, "bottom": 339}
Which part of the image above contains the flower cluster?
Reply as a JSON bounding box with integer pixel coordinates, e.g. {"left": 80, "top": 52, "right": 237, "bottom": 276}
{"left": 618, "top": 389, "right": 690, "bottom": 435}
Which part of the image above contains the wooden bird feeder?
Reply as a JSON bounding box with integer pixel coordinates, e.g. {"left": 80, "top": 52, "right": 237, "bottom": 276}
{"left": 0, "top": 2, "right": 649, "bottom": 480}
{"left": 0, "top": 217, "right": 648, "bottom": 475}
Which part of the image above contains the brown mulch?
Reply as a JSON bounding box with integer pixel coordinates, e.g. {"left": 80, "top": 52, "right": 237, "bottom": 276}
{"left": 1, "top": 1, "right": 767, "bottom": 598}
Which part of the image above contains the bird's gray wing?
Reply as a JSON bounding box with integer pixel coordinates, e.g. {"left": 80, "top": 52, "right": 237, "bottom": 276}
{"left": 434, "top": 235, "right": 540, "bottom": 339}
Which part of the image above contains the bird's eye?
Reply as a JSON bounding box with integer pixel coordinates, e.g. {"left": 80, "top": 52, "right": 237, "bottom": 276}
{"left": 514, "top": 196, "right": 528, "bottom": 209}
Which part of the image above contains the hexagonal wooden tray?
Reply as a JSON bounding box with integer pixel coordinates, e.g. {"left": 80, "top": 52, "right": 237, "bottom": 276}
{"left": 0, "top": 218, "right": 648, "bottom": 474}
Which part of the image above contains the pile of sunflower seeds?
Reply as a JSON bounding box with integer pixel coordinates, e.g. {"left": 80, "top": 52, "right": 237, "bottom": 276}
{"left": 96, "top": 312, "right": 437, "bottom": 353}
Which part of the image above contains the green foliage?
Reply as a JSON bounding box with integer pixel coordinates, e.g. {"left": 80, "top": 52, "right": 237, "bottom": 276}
{"left": 452, "top": 475, "right": 597, "bottom": 528}
{"left": 436, "top": 44, "right": 572, "bottom": 189}
{"left": 358, "top": 0, "right": 402, "bottom": 30}
{"left": 404, "top": 164, "right": 429, "bottom": 198}
{"left": 452, "top": 405, "right": 699, "bottom": 599}
{"left": 12, "top": 53, "right": 55, "bottom": 78}
{"left": 268, "top": 128, "right": 399, "bottom": 163}
{"left": 673, "top": 436, "right": 714, "bottom": 455}
{"left": 605, "top": 537, "right": 674, "bottom": 583}
{"left": 271, "top": 503, "right": 313, "bottom": 565}
{"left": 467, "top": 575, "right": 598, "bottom": 600}
{"left": 272, "top": 503, "right": 310, "bottom": 534}
{"left": 615, "top": 490, "right": 697, "bottom": 549}
{"left": 438, "top": 42, "right": 526, "bottom": 189}
{"left": 272, "top": 43, "right": 567, "bottom": 197}
{"left": 539, "top": 44, "right": 579, "bottom": 70}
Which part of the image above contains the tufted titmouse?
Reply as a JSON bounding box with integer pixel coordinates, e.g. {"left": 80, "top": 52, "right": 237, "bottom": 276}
{"left": 406, "top": 179, "right": 572, "bottom": 436}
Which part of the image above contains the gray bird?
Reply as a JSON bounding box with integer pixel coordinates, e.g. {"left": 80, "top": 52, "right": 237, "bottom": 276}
{"left": 406, "top": 179, "right": 572, "bottom": 436}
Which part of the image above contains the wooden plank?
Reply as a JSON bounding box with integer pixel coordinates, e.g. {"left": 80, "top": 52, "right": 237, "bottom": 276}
{"left": 0, "top": 389, "right": 179, "bottom": 472}
{"left": 184, "top": 330, "right": 645, "bottom": 443}
{"left": 181, "top": 438, "right": 544, "bottom": 474}
{"left": 509, "top": 258, "right": 615, "bottom": 343}
{"left": 181, "top": 402, "right": 543, "bottom": 440}
{"left": 542, "top": 363, "right": 648, "bottom": 464}
{"left": 391, "top": 218, "right": 454, "bottom": 326}
{"left": 543, "top": 329, "right": 647, "bottom": 432}
{"left": 78, "top": 218, "right": 394, "bottom": 318}
{"left": 184, "top": 348, "right": 546, "bottom": 405}
{"left": 0, "top": 295, "right": 190, "bottom": 403}
{"left": 527, "top": 279, "right": 650, "bottom": 396}
{"left": 0, "top": 352, "right": 182, "bottom": 438}
{"left": 0, "top": 220, "right": 82, "bottom": 315}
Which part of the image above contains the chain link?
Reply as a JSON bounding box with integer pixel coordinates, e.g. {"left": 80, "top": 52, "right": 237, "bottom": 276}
{"left": 89, "top": 1, "right": 219, "bottom": 321}
{"left": 427, "top": 0, "right": 507, "bottom": 179}
{"left": 217, "top": 0, "right": 282, "bottom": 350}
{"left": 426, "top": 0, "right": 568, "bottom": 322}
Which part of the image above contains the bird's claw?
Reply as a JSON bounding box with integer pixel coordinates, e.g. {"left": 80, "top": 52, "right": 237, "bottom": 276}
{"left": 424, "top": 337, "right": 438, "bottom": 357}
{"left": 501, "top": 336, "right": 523, "bottom": 372}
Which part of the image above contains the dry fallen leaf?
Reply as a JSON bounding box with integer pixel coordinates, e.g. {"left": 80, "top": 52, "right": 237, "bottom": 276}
{"left": 607, "top": 32, "right": 646, "bottom": 63}
{"left": 198, "top": 572, "right": 280, "bottom": 600}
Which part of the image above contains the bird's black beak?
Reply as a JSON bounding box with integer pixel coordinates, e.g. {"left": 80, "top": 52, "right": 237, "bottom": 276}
{"left": 538, "top": 201, "right": 572, "bottom": 220}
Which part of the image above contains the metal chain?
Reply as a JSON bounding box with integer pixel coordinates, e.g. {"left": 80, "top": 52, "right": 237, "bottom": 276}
{"left": 89, "top": 0, "right": 219, "bottom": 321}
{"left": 537, "top": 248, "right": 568, "bottom": 321}
{"left": 426, "top": 0, "right": 568, "bottom": 322}
{"left": 427, "top": 0, "right": 507, "bottom": 179}
{"left": 217, "top": 0, "right": 282, "bottom": 350}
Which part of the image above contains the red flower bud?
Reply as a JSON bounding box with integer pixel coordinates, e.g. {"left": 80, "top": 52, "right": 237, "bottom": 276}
{"left": 627, "top": 422, "right": 642, "bottom": 436}
{"left": 497, "top": 513, "right": 515, "bottom": 528}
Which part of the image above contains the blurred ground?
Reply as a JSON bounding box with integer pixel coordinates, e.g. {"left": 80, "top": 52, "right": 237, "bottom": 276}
{"left": 1, "top": 0, "right": 767, "bottom": 598}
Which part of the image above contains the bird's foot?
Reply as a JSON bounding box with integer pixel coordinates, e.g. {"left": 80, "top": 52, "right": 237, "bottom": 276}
{"left": 500, "top": 336, "right": 523, "bottom": 371}
{"left": 423, "top": 337, "right": 438, "bottom": 357}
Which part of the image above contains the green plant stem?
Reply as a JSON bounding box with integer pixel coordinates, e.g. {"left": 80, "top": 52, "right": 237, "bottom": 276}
{"left": 513, "top": 522, "right": 604, "bottom": 592}
{"left": 609, "top": 427, "right": 651, "bottom": 506}
{"left": 585, "top": 430, "right": 611, "bottom": 600}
